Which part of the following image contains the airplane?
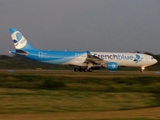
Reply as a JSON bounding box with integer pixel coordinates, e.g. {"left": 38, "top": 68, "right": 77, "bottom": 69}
{"left": 9, "top": 28, "right": 157, "bottom": 72}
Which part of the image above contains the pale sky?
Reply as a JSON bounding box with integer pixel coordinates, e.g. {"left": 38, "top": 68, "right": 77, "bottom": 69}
{"left": 0, "top": 0, "right": 160, "bottom": 55}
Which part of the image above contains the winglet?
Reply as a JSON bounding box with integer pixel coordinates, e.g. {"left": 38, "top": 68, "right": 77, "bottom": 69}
{"left": 86, "top": 51, "right": 92, "bottom": 55}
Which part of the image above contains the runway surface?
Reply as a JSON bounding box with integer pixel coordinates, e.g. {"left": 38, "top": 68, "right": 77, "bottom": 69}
{"left": 0, "top": 107, "right": 160, "bottom": 120}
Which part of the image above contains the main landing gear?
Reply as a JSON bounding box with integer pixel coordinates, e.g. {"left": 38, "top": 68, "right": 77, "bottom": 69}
{"left": 74, "top": 67, "right": 93, "bottom": 72}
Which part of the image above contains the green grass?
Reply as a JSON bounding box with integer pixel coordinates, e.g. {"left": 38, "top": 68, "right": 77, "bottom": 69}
{"left": 0, "top": 72, "right": 160, "bottom": 93}
{"left": 0, "top": 71, "right": 160, "bottom": 114}
{"left": 0, "top": 88, "right": 157, "bottom": 114}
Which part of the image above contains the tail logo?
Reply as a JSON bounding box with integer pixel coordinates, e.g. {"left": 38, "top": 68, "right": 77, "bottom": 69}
{"left": 134, "top": 54, "right": 143, "bottom": 63}
{"left": 11, "top": 31, "right": 27, "bottom": 49}
{"left": 16, "top": 32, "right": 22, "bottom": 41}
{"left": 13, "top": 39, "right": 18, "bottom": 46}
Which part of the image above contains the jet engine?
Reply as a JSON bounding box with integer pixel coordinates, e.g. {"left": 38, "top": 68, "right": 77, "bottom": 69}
{"left": 107, "top": 62, "right": 118, "bottom": 71}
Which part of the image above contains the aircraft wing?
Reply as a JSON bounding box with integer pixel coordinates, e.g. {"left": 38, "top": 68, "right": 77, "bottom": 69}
{"left": 85, "top": 51, "right": 107, "bottom": 67}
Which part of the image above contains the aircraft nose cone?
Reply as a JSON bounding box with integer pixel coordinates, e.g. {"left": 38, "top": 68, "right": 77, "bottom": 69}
{"left": 155, "top": 59, "right": 158, "bottom": 64}
{"left": 152, "top": 59, "right": 158, "bottom": 65}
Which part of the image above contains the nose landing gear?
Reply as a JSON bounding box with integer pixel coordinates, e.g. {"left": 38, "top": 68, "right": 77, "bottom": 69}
{"left": 140, "top": 67, "right": 145, "bottom": 72}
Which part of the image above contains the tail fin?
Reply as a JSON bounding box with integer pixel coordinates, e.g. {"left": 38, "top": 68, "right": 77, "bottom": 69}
{"left": 9, "top": 28, "right": 37, "bottom": 50}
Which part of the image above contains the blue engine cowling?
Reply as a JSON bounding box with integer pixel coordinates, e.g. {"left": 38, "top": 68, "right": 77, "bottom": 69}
{"left": 107, "top": 62, "right": 118, "bottom": 71}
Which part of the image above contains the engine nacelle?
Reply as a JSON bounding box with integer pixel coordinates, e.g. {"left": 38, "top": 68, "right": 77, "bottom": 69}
{"left": 107, "top": 62, "right": 118, "bottom": 71}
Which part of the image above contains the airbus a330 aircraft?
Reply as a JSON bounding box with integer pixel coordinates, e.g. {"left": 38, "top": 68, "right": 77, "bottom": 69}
{"left": 9, "top": 28, "right": 157, "bottom": 72}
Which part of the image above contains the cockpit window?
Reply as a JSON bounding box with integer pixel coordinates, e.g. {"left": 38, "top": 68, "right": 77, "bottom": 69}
{"left": 151, "top": 57, "right": 154, "bottom": 59}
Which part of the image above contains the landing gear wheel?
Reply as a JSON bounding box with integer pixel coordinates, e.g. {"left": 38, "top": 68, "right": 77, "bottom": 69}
{"left": 88, "top": 68, "right": 93, "bottom": 72}
{"left": 74, "top": 68, "right": 93, "bottom": 72}
{"left": 78, "top": 68, "right": 83, "bottom": 72}
{"left": 140, "top": 69, "right": 143, "bottom": 73}
{"left": 84, "top": 68, "right": 88, "bottom": 72}
{"left": 74, "top": 68, "right": 79, "bottom": 72}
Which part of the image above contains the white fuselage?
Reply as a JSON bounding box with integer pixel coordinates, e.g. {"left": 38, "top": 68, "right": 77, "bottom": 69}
{"left": 66, "top": 52, "right": 157, "bottom": 68}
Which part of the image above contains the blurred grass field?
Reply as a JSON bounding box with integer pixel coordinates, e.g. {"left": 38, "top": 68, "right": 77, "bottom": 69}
{"left": 0, "top": 70, "right": 160, "bottom": 119}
